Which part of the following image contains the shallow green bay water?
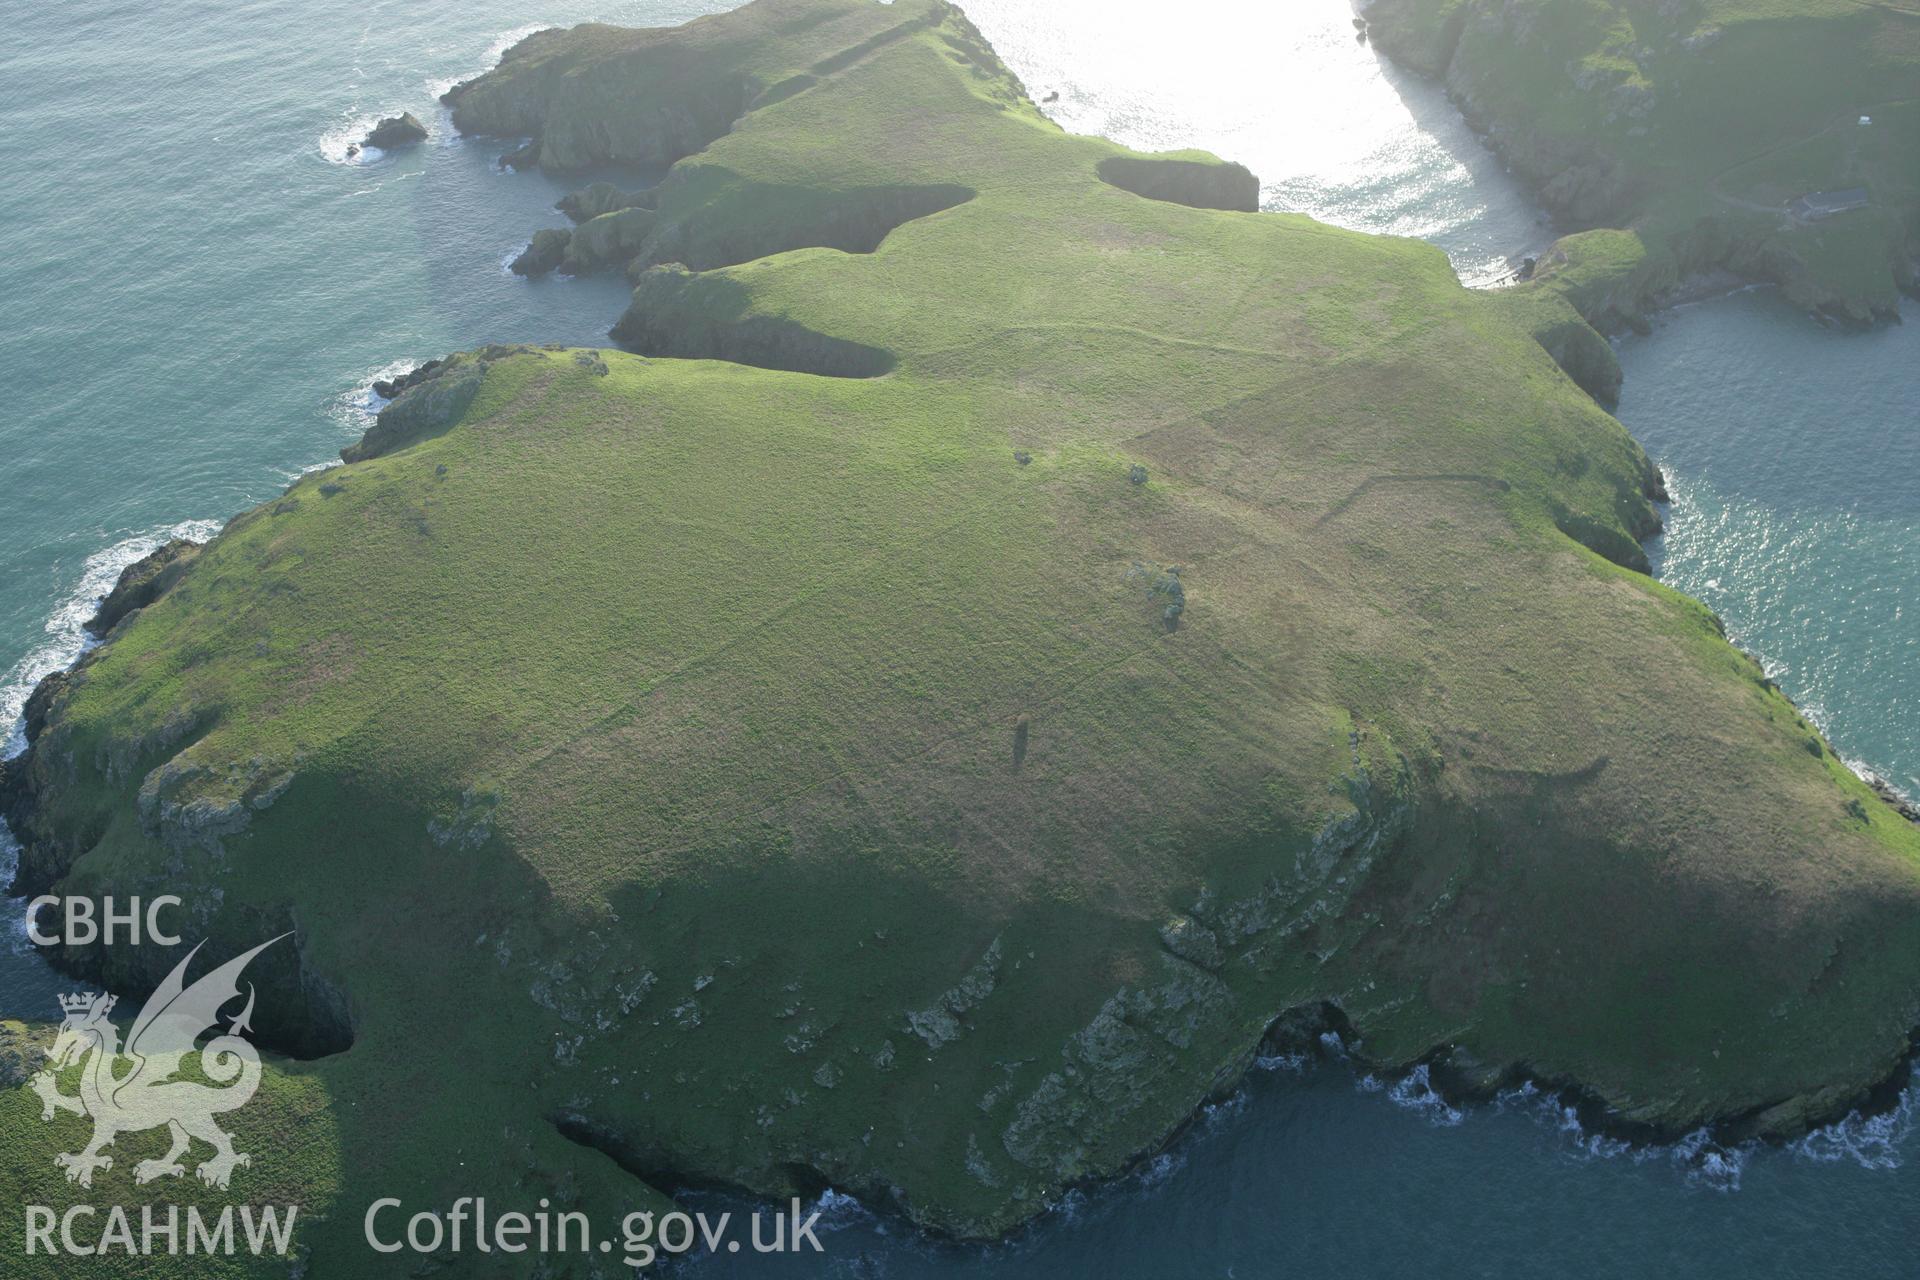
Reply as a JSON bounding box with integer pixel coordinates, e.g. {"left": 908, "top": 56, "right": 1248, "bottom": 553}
{"left": 0, "top": 2, "right": 1913, "bottom": 1275}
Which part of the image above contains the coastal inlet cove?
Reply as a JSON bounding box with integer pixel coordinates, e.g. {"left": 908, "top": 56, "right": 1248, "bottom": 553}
{"left": 1, "top": 0, "right": 1917, "bottom": 1277}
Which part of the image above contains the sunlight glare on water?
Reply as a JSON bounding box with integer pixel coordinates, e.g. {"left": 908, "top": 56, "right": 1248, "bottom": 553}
{"left": 963, "top": 0, "right": 1555, "bottom": 283}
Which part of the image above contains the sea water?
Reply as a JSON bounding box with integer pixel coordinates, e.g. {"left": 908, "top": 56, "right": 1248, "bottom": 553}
{"left": 0, "top": 2, "right": 1912, "bottom": 1275}
{"left": 1623, "top": 290, "right": 1918, "bottom": 802}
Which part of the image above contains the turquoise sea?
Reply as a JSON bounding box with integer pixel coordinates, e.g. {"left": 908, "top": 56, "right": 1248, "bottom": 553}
{"left": 1625, "top": 290, "right": 1918, "bottom": 805}
{"left": 1, "top": 1, "right": 1913, "bottom": 1275}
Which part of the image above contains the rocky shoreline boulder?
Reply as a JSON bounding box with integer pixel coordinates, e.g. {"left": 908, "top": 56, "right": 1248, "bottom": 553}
{"left": 362, "top": 111, "right": 428, "bottom": 151}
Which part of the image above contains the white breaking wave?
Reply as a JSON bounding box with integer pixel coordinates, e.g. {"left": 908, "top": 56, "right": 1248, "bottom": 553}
{"left": 328, "top": 20, "right": 557, "bottom": 167}
{"left": 484, "top": 23, "right": 550, "bottom": 67}
{"left": 0, "top": 519, "right": 218, "bottom": 967}
{"left": 1792, "top": 1079, "right": 1917, "bottom": 1171}
{"left": 1135, "top": 1150, "right": 1184, "bottom": 1186}
{"left": 1665, "top": 1128, "right": 1747, "bottom": 1192}
{"left": 1355, "top": 1063, "right": 1464, "bottom": 1128}
{"left": 1845, "top": 757, "right": 1919, "bottom": 811}
{"left": 279, "top": 358, "right": 424, "bottom": 485}
{"left": 1254, "top": 1049, "right": 1311, "bottom": 1073}
{"left": 1356, "top": 1058, "right": 1915, "bottom": 1191}
{"left": 426, "top": 23, "right": 550, "bottom": 103}
{"left": 1508, "top": 1093, "right": 1743, "bottom": 1188}
{"left": 1, "top": 820, "right": 31, "bottom": 948}
{"left": 1382, "top": 1063, "right": 1465, "bottom": 1127}
{"left": 319, "top": 112, "right": 392, "bottom": 167}
{"left": 326, "top": 356, "right": 417, "bottom": 435}
{"left": 806, "top": 1187, "right": 873, "bottom": 1234}
{"left": 2, "top": 519, "right": 224, "bottom": 761}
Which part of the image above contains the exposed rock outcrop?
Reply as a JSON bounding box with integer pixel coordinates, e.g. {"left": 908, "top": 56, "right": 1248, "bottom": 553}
{"left": 86, "top": 538, "right": 203, "bottom": 636}
{"left": 1870, "top": 777, "right": 1920, "bottom": 826}
{"left": 18, "top": 669, "right": 70, "bottom": 746}
{"left": 341, "top": 358, "right": 488, "bottom": 462}
{"left": 520, "top": 178, "right": 976, "bottom": 282}
{"left": 561, "top": 206, "right": 655, "bottom": 273}
{"left": 510, "top": 227, "right": 572, "bottom": 277}
{"left": 557, "top": 182, "right": 655, "bottom": 223}
{"left": 372, "top": 358, "right": 444, "bottom": 400}
{"left": 363, "top": 112, "right": 429, "bottom": 151}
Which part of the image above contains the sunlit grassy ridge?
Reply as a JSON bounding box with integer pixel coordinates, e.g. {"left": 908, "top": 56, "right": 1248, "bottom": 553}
{"left": 6, "top": 0, "right": 1920, "bottom": 1272}
{"left": 1368, "top": 0, "right": 1920, "bottom": 347}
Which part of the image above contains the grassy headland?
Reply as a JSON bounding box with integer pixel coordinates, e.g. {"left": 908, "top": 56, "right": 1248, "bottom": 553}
{"left": 1366, "top": 0, "right": 1920, "bottom": 396}
{"left": 4, "top": 0, "right": 1920, "bottom": 1273}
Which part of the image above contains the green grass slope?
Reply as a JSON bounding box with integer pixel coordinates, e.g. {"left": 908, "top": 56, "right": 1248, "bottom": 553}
{"left": 0, "top": 1023, "right": 340, "bottom": 1277}
{"left": 1366, "top": 0, "right": 1920, "bottom": 349}
{"left": 5, "top": 0, "right": 1920, "bottom": 1272}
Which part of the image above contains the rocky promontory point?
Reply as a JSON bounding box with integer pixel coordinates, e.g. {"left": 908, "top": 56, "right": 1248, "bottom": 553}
{"left": 84, "top": 536, "right": 203, "bottom": 637}
{"left": 508, "top": 226, "right": 571, "bottom": 275}
{"left": 7, "top": 0, "right": 1920, "bottom": 1269}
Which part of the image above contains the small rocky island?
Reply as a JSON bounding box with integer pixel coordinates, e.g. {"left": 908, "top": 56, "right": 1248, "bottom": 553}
{"left": 348, "top": 110, "right": 428, "bottom": 156}
{"left": 5, "top": 0, "right": 1919, "bottom": 1269}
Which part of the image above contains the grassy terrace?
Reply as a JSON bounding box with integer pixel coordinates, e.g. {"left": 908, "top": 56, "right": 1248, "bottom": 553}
{"left": 5, "top": 0, "right": 1919, "bottom": 1272}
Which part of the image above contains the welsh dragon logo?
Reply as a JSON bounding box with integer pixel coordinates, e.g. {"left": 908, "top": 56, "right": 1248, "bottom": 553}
{"left": 30, "top": 935, "right": 285, "bottom": 1189}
